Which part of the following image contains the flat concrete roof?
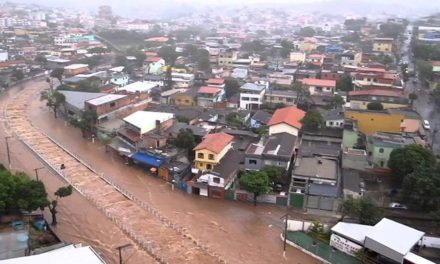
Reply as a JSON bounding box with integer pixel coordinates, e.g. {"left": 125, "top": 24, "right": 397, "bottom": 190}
{"left": 294, "top": 157, "right": 337, "bottom": 180}
{"left": 86, "top": 94, "right": 127, "bottom": 106}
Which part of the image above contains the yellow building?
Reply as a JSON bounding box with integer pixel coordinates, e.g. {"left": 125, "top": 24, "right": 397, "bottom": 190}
{"left": 345, "top": 109, "right": 404, "bottom": 136}
{"left": 194, "top": 132, "right": 234, "bottom": 172}
{"left": 373, "top": 38, "right": 394, "bottom": 53}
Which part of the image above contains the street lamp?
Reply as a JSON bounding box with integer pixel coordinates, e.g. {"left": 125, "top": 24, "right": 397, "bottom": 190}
{"left": 280, "top": 214, "right": 289, "bottom": 257}
{"left": 34, "top": 167, "right": 45, "bottom": 181}
{"left": 115, "top": 243, "right": 132, "bottom": 264}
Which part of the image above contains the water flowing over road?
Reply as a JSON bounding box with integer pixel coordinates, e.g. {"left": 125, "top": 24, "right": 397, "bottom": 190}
{"left": 0, "top": 78, "right": 323, "bottom": 264}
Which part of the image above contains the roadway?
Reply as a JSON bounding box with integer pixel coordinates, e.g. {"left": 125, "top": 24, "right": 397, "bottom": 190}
{"left": 0, "top": 78, "right": 324, "bottom": 263}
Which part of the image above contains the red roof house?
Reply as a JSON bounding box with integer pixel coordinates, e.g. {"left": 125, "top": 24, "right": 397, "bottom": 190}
{"left": 267, "top": 106, "right": 306, "bottom": 136}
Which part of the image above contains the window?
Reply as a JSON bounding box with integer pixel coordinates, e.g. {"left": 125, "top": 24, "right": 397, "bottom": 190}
{"left": 249, "top": 159, "right": 257, "bottom": 165}
{"left": 380, "top": 161, "right": 384, "bottom": 167}
{"left": 286, "top": 98, "right": 293, "bottom": 102}
{"left": 198, "top": 153, "right": 204, "bottom": 159}
{"left": 206, "top": 164, "right": 212, "bottom": 170}
{"left": 242, "top": 97, "right": 250, "bottom": 101}
{"left": 109, "top": 102, "right": 116, "bottom": 108}
{"left": 329, "top": 121, "right": 333, "bottom": 126}
{"left": 213, "top": 177, "right": 220, "bottom": 183}
{"left": 185, "top": 100, "right": 189, "bottom": 103}
{"left": 208, "top": 154, "right": 215, "bottom": 160}
{"left": 379, "top": 148, "right": 384, "bottom": 153}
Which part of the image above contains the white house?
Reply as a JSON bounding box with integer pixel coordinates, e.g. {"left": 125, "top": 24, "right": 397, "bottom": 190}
{"left": 110, "top": 73, "right": 129, "bottom": 87}
{"left": 115, "top": 81, "right": 157, "bottom": 94}
{"left": 172, "top": 73, "right": 194, "bottom": 88}
{"left": 196, "top": 173, "right": 225, "bottom": 197}
{"left": 0, "top": 49, "right": 8, "bottom": 62}
{"left": 302, "top": 78, "right": 336, "bottom": 95}
{"left": 239, "top": 82, "right": 267, "bottom": 110}
{"left": 231, "top": 68, "right": 248, "bottom": 79}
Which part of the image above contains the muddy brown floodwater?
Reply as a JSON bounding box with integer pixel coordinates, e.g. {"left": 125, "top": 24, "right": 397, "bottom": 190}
{"left": 0, "top": 78, "right": 324, "bottom": 264}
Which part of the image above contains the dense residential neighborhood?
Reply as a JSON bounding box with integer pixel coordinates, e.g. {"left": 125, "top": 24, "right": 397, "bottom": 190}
{"left": 1, "top": 1, "right": 440, "bottom": 263}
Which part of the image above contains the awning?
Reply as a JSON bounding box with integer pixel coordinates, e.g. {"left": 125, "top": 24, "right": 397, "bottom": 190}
{"left": 131, "top": 152, "right": 164, "bottom": 167}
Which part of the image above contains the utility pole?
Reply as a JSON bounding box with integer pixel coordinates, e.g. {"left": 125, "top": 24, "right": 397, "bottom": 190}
{"left": 280, "top": 214, "right": 289, "bottom": 257}
{"left": 34, "top": 167, "right": 44, "bottom": 181}
{"left": 116, "top": 243, "right": 132, "bottom": 264}
{"left": 5, "top": 136, "right": 12, "bottom": 169}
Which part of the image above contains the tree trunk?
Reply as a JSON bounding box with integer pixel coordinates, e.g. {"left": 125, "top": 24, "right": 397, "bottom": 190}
{"left": 53, "top": 106, "right": 57, "bottom": 118}
{"left": 49, "top": 206, "right": 57, "bottom": 225}
{"left": 253, "top": 193, "right": 258, "bottom": 206}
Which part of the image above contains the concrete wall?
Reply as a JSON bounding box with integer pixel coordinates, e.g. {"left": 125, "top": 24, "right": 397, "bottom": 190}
{"left": 269, "top": 123, "right": 299, "bottom": 136}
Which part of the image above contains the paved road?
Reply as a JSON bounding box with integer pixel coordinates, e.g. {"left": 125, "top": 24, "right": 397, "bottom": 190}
{"left": 405, "top": 78, "right": 440, "bottom": 154}
{"left": 1, "top": 78, "right": 324, "bottom": 264}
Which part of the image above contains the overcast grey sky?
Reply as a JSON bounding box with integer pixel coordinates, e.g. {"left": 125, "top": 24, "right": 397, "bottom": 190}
{"left": 7, "top": 0, "right": 440, "bottom": 19}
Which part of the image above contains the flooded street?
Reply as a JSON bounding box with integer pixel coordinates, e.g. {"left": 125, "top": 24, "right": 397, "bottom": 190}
{"left": 0, "top": 78, "right": 323, "bottom": 264}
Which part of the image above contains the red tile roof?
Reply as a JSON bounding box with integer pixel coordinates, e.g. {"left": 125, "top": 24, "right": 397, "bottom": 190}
{"left": 145, "top": 37, "right": 169, "bottom": 43}
{"left": 431, "top": 61, "right": 440, "bottom": 67}
{"left": 349, "top": 89, "right": 404, "bottom": 97}
{"left": 198, "top": 86, "right": 221, "bottom": 94}
{"left": 194, "top": 132, "right": 233, "bottom": 154}
{"left": 267, "top": 106, "right": 306, "bottom": 129}
{"left": 206, "top": 78, "right": 225, "bottom": 85}
{"left": 145, "top": 56, "right": 162, "bottom": 63}
{"left": 357, "top": 67, "right": 386, "bottom": 73}
{"left": 302, "top": 78, "right": 336, "bottom": 88}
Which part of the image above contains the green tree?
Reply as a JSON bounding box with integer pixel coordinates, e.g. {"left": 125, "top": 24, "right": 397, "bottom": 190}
{"left": 114, "top": 55, "right": 127, "bottom": 67}
{"left": 240, "top": 171, "right": 271, "bottom": 206}
{"left": 88, "top": 47, "right": 108, "bottom": 54}
{"left": 367, "top": 102, "right": 384, "bottom": 110}
{"left": 329, "top": 95, "right": 345, "bottom": 109}
{"left": 402, "top": 164, "right": 440, "bottom": 211}
{"left": 261, "top": 165, "right": 284, "bottom": 183}
{"left": 224, "top": 78, "right": 240, "bottom": 99}
{"left": 158, "top": 45, "right": 178, "bottom": 66}
{"left": 339, "top": 197, "right": 383, "bottom": 225}
{"left": 408, "top": 93, "right": 418, "bottom": 106}
{"left": 432, "top": 85, "right": 440, "bottom": 106}
{"left": 11, "top": 69, "right": 25, "bottom": 80}
{"left": 195, "top": 49, "right": 210, "bottom": 72}
{"left": 292, "top": 82, "right": 311, "bottom": 109}
{"left": 80, "top": 55, "right": 103, "bottom": 70}
{"left": 388, "top": 144, "right": 437, "bottom": 186}
{"left": 344, "top": 18, "right": 367, "bottom": 31}
{"left": 226, "top": 112, "right": 243, "bottom": 128}
{"left": 336, "top": 74, "right": 353, "bottom": 92}
{"left": 50, "top": 68, "right": 64, "bottom": 84}
{"left": 417, "top": 60, "right": 433, "bottom": 82}
{"left": 175, "top": 129, "right": 196, "bottom": 156}
{"left": 48, "top": 185, "right": 73, "bottom": 225}
{"left": 40, "top": 90, "right": 66, "bottom": 118}
{"left": 297, "top": 27, "right": 316, "bottom": 37}
{"left": 34, "top": 54, "right": 47, "bottom": 65}
{"left": 429, "top": 209, "right": 440, "bottom": 233}
{"left": 126, "top": 48, "right": 147, "bottom": 67}
{"left": 300, "top": 110, "right": 324, "bottom": 131}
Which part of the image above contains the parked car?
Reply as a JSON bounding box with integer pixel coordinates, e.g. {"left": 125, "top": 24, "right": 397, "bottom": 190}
{"left": 423, "top": 120, "right": 431, "bottom": 130}
{"left": 389, "top": 202, "right": 408, "bottom": 210}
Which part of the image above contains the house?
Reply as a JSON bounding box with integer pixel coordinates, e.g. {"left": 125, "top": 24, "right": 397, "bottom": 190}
{"left": 342, "top": 169, "right": 364, "bottom": 198}
{"left": 144, "top": 56, "right": 165, "bottom": 75}
{"left": 231, "top": 68, "right": 248, "bottom": 79}
{"left": 340, "top": 50, "right": 362, "bottom": 66}
{"left": 366, "top": 132, "right": 422, "bottom": 168}
{"left": 245, "top": 132, "right": 297, "bottom": 171}
{"left": 205, "top": 78, "right": 225, "bottom": 88}
{"left": 267, "top": 106, "right": 305, "bottom": 136}
{"left": 345, "top": 109, "right": 404, "bottom": 136}
{"left": 172, "top": 72, "right": 194, "bottom": 88}
{"left": 84, "top": 94, "right": 129, "bottom": 123}
{"left": 170, "top": 88, "right": 197, "bottom": 106}
{"left": 0, "top": 49, "right": 8, "bottom": 61}
{"left": 267, "top": 74, "right": 293, "bottom": 86}
{"left": 299, "top": 129, "right": 343, "bottom": 158}
{"left": 372, "top": 37, "right": 394, "bottom": 53}
{"left": 218, "top": 49, "right": 238, "bottom": 67}
{"left": 289, "top": 52, "right": 306, "bottom": 63}
{"left": 302, "top": 78, "right": 336, "bottom": 95}
{"left": 197, "top": 86, "right": 224, "bottom": 107}
{"left": 45, "top": 57, "right": 71, "bottom": 69}
{"left": 239, "top": 82, "right": 266, "bottom": 109}
{"left": 109, "top": 72, "right": 129, "bottom": 87}
{"left": 290, "top": 156, "right": 339, "bottom": 211}
{"left": 299, "top": 37, "right": 318, "bottom": 52}
{"left": 193, "top": 132, "right": 234, "bottom": 172}
{"left": 325, "top": 108, "right": 345, "bottom": 128}
{"left": 349, "top": 89, "right": 409, "bottom": 110}
{"left": 306, "top": 54, "right": 325, "bottom": 66}
{"left": 115, "top": 81, "right": 158, "bottom": 94}
{"left": 250, "top": 110, "right": 272, "bottom": 128}
{"left": 264, "top": 90, "right": 298, "bottom": 106}
{"left": 117, "top": 111, "right": 174, "bottom": 151}
{"left": 63, "top": 64, "right": 89, "bottom": 76}
{"left": 330, "top": 219, "right": 431, "bottom": 264}
{"left": 59, "top": 90, "right": 107, "bottom": 118}
{"left": 192, "top": 137, "right": 247, "bottom": 198}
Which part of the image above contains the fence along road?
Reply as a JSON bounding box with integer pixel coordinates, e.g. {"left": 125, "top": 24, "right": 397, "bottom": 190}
{"left": 4, "top": 84, "right": 225, "bottom": 264}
